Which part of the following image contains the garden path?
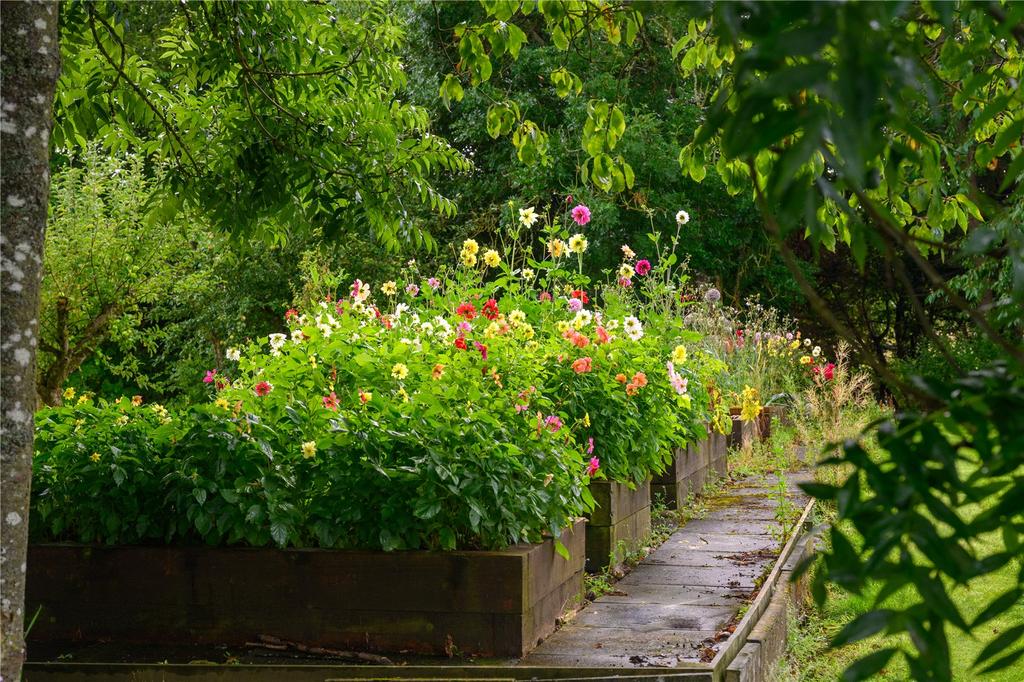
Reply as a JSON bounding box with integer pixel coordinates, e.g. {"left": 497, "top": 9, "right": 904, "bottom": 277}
{"left": 519, "top": 473, "right": 811, "bottom": 669}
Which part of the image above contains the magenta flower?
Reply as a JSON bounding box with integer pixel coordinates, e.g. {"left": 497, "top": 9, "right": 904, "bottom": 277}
{"left": 458, "top": 320, "right": 473, "bottom": 334}
{"left": 474, "top": 340, "right": 488, "bottom": 361}
{"left": 203, "top": 370, "right": 217, "bottom": 384}
{"left": 567, "top": 298, "right": 583, "bottom": 313}
{"left": 635, "top": 259, "right": 651, "bottom": 276}
{"left": 586, "top": 457, "right": 600, "bottom": 477}
{"left": 545, "top": 415, "right": 563, "bottom": 432}
{"left": 571, "top": 204, "right": 591, "bottom": 226}
{"left": 406, "top": 283, "right": 420, "bottom": 297}
{"left": 587, "top": 437, "right": 595, "bottom": 455}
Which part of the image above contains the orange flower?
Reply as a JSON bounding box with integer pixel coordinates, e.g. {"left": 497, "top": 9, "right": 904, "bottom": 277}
{"left": 432, "top": 364, "right": 445, "bottom": 380}
{"left": 615, "top": 373, "right": 627, "bottom": 383}
{"left": 632, "top": 371, "right": 648, "bottom": 388}
{"left": 571, "top": 357, "right": 593, "bottom": 374}
{"left": 626, "top": 382, "right": 639, "bottom": 396}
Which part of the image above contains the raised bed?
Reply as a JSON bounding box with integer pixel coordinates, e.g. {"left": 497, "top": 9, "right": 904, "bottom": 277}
{"left": 25, "top": 519, "right": 585, "bottom": 658}
{"left": 728, "top": 408, "right": 756, "bottom": 451}
{"left": 585, "top": 479, "right": 651, "bottom": 572}
{"left": 652, "top": 424, "right": 731, "bottom": 509}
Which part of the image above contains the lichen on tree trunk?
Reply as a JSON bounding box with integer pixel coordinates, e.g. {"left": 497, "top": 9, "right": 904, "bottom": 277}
{"left": 1, "top": 2, "right": 61, "bottom": 679}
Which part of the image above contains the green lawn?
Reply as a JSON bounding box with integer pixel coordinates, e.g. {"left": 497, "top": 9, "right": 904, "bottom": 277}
{"left": 777, "top": 489, "right": 1024, "bottom": 680}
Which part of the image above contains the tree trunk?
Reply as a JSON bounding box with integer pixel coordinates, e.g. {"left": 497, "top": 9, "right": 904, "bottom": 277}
{"left": 1, "top": 2, "right": 61, "bottom": 679}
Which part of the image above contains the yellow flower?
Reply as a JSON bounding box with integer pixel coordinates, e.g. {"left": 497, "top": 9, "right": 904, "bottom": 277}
{"left": 114, "top": 415, "right": 129, "bottom": 426}
{"left": 391, "top": 363, "right": 409, "bottom": 379}
{"left": 62, "top": 387, "right": 76, "bottom": 400}
{"left": 556, "top": 320, "right": 571, "bottom": 333}
{"left": 790, "top": 340, "right": 800, "bottom": 350}
{"left": 461, "top": 251, "right": 478, "bottom": 267}
{"left": 519, "top": 207, "right": 539, "bottom": 227}
{"left": 301, "top": 441, "right": 317, "bottom": 459}
{"left": 76, "top": 394, "right": 91, "bottom": 406}
{"left": 215, "top": 398, "right": 230, "bottom": 410}
{"left": 484, "top": 321, "right": 502, "bottom": 338}
{"left": 508, "top": 309, "right": 527, "bottom": 326}
{"left": 672, "top": 344, "right": 688, "bottom": 365}
{"left": 89, "top": 452, "right": 101, "bottom": 463}
{"left": 799, "top": 355, "right": 812, "bottom": 365}
{"left": 359, "top": 390, "right": 373, "bottom": 404}
{"left": 618, "top": 264, "right": 635, "bottom": 279}
{"left": 398, "top": 387, "right": 410, "bottom": 403}
{"left": 568, "top": 233, "right": 588, "bottom": 254}
{"left": 739, "top": 386, "right": 763, "bottom": 422}
{"left": 462, "top": 238, "right": 480, "bottom": 255}
{"left": 583, "top": 412, "right": 591, "bottom": 427}
{"left": 548, "top": 239, "right": 567, "bottom": 258}
{"left": 525, "top": 340, "right": 540, "bottom": 352}
{"left": 131, "top": 395, "right": 143, "bottom": 406}
{"left": 521, "top": 323, "right": 535, "bottom": 339}
{"left": 381, "top": 281, "right": 398, "bottom": 296}
{"left": 309, "top": 354, "right": 318, "bottom": 367}
{"left": 483, "top": 249, "right": 501, "bottom": 268}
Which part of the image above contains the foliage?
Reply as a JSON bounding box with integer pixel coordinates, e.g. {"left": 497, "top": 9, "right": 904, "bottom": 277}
{"left": 56, "top": 0, "right": 470, "bottom": 249}
{"left": 38, "top": 148, "right": 210, "bottom": 406}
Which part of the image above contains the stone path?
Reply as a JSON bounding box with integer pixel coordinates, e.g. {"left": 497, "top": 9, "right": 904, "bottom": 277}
{"left": 519, "top": 474, "right": 810, "bottom": 669}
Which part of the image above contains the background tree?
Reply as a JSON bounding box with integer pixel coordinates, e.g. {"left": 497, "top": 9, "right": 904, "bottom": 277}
{"left": 1, "top": 3, "right": 61, "bottom": 678}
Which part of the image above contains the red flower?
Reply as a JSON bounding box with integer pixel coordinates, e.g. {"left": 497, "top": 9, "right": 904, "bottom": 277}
{"left": 570, "top": 289, "right": 589, "bottom": 304}
{"left": 285, "top": 308, "right": 298, "bottom": 320}
{"left": 455, "top": 336, "right": 468, "bottom": 351}
{"left": 254, "top": 381, "right": 273, "bottom": 397}
{"left": 456, "top": 302, "right": 478, "bottom": 320}
{"left": 635, "top": 260, "right": 651, "bottom": 276}
{"left": 823, "top": 363, "right": 836, "bottom": 381}
{"left": 482, "top": 298, "right": 500, "bottom": 320}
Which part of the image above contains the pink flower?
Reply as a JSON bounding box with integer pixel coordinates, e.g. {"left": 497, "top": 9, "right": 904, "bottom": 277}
{"left": 203, "top": 370, "right": 217, "bottom": 384}
{"left": 635, "top": 259, "right": 651, "bottom": 276}
{"left": 567, "top": 298, "right": 583, "bottom": 313}
{"left": 595, "top": 327, "right": 610, "bottom": 344}
{"left": 618, "top": 277, "right": 633, "bottom": 287}
{"left": 323, "top": 392, "right": 339, "bottom": 410}
{"left": 254, "top": 381, "right": 273, "bottom": 397}
{"left": 406, "top": 283, "right": 420, "bottom": 296}
{"left": 427, "top": 277, "right": 441, "bottom": 289}
{"left": 545, "top": 415, "right": 563, "bottom": 432}
{"left": 539, "top": 291, "right": 552, "bottom": 302}
{"left": 571, "top": 204, "right": 591, "bottom": 226}
{"left": 586, "top": 457, "right": 600, "bottom": 477}
{"left": 458, "top": 320, "right": 473, "bottom": 333}
{"left": 587, "top": 437, "right": 594, "bottom": 455}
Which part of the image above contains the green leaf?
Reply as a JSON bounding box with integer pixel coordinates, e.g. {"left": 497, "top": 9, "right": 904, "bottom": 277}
{"left": 842, "top": 648, "right": 899, "bottom": 682}
{"left": 831, "top": 609, "right": 894, "bottom": 647}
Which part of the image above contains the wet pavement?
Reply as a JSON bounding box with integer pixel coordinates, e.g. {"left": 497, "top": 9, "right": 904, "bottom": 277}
{"left": 518, "top": 474, "right": 810, "bottom": 669}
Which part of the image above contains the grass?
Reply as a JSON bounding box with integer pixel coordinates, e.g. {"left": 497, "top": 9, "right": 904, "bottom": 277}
{"left": 775, "top": 407, "right": 1024, "bottom": 681}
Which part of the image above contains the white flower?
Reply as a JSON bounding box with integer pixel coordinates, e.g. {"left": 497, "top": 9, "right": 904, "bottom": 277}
{"left": 804, "top": 338, "right": 812, "bottom": 347}
{"left": 521, "top": 268, "right": 535, "bottom": 279}
{"left": 394, "top": 303, "right": 410, "bottom": 319}
{"left": 419, "top": 321, "right": 435, "bottom": 337}
{"left": 621, "top": 244, "right": 636, "bottom": 259}
{"left": 225, "top": 348, "right": 241, "bottom": 362}
{"left": 291, "top": 329, "right": 305, "bottom": 343}
{"left": 519, "top": 206, "right": 539, "bottom": 227}
{"left": 269, "top": 333, "right": 287, "bottom": 355}
{"left": 676, "top": 209, "right": 690, "bottom": 226}
{"left": 317, "top": 323, "right": 333, "bottom": 338}
{"left": 812, "top": 346, "right": 821, "bottom": 358}
{"left": 605, "top": 318, "right": 620, "bottom": 331}
{"left": 623, "top": 316, "right": 644, "bottom": 341}
{"left": 573, "top": 310, "right": 593, "bottom": 330}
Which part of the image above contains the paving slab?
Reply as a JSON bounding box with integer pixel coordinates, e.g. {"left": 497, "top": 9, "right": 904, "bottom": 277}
{"left": 519, "top": 473, "right": 810, "bottom": 670}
